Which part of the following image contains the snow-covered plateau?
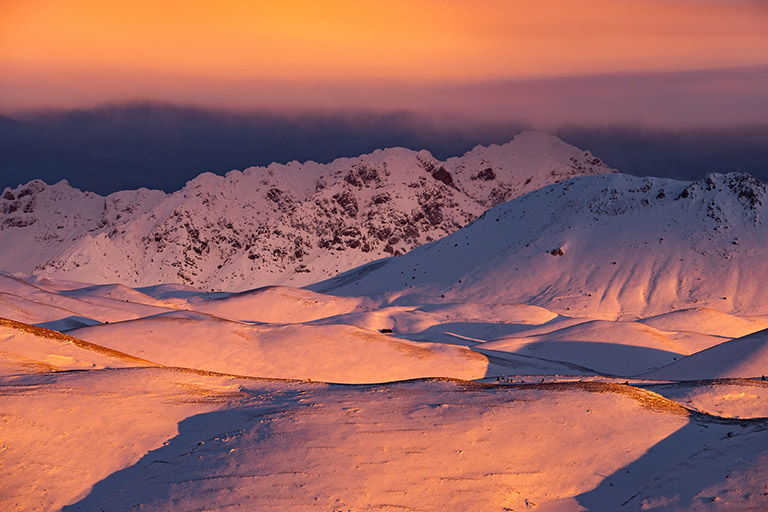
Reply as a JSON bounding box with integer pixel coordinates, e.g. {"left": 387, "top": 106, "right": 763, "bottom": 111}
{"left": 2, "top": 133, "right": 768, "bottom": 511}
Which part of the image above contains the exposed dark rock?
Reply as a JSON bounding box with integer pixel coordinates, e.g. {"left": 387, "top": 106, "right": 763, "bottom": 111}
{"left": 343, "top": 171, "right": 361, "bottom": 187}
{"left": 431, "top": 167, "right": 457, "bottom": 189}
{"left": 474, "top": 168, "right": 496, "bottom": 181}
{"left": 422, "top": 202, "right": 443, "bottom": 226}
{"left": 372, "top": 193, "right": 391, "bottom": 205}
{"left": 332, "top": 191, "right": 359, "bottom": 218}
{"left": 344, "top": 164, "right": 380, "bottom": 188}
{"left": 419, "top": 157, "right": 458, "bottom": 190}
{"left": 22, "top": 198, "right": 36, "bottom": 213}
{"left": 4, "top": 217, "right": 37, "bottom": 228}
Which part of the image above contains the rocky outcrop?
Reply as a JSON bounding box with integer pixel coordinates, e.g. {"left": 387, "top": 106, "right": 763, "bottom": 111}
{"left": 0, "top": 132, "right": 614, "bottom": 290}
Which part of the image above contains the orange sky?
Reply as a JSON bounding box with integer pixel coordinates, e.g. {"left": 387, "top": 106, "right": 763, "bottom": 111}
{"left": 1, "top": 0, "right": 768, "bottom": 112}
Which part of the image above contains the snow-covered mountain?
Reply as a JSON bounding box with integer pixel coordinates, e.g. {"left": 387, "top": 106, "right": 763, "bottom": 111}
{"left": 6, "top": 168, "right": 768, "bottom": 511}
{"left": 0, "top": 131, "right": 613, "bottom": 290}
{"left": 313, "top": 171, "right": 768, "bottom": 319}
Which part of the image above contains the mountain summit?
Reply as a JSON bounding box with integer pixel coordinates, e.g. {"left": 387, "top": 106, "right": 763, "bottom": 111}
{"left": 0, "top": 132, "right": 613, "bottom": 290}
{"left": 313, "top": 172, "right": 768, "bottom": 319}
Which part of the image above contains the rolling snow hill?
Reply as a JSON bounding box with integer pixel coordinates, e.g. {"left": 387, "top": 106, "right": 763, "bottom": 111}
{"left": 66, "top": 310, "right": 491, "bottom": 383}
{"left": 313, "top": 171, "right": 768, "bottom": 320}
{"left": 3, "top": 236, "right": 768, "bottom": 509}
{"left": 645, "top": 328, "right": 768, "bottom": 380}
{"left": 0, "top": 131, "right": 613, "bottom": 290}
{"left": 5, "top": 135, "right": 768, "bottom": 511}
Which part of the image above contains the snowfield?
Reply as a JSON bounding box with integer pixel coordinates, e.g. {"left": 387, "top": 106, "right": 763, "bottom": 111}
{"left": 2, "top": 135, "right": 768, "bottom": 511}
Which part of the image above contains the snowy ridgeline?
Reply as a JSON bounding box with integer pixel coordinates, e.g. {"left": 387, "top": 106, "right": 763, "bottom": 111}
{"left": 4, "top": 132, "right": 768, "bottom": 511}
{"left": 313, "top": 171, "right": 768, "bottom": 319}
{"left": 0, "top": 131, "right": 613, "bottom": 290}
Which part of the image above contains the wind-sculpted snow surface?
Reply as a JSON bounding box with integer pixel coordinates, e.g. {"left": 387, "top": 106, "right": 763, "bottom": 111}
{"left": 314, "top": 171, "right": 768, "bottom": 319}
{"left": 644, "top": 328, "right": 768, "bottom": 380}
{"left": 66, "top": 311, "right": 490, "bottom": 383}
{"left": 4, "top": 363, "right": 768, "bottom": 512}
{"left": 0, "top": 132, "right": 613, "bottom": 290}
{"left": 4, "top": 137, "right": 768, "bottom": 510}
{"left": 3, "top": 264, "right": 768, "bottom": 510}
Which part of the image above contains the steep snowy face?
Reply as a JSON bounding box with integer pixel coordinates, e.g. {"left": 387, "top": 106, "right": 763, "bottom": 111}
{"left": 447, "top": 130, "right": 611, "bottom": 207}
{"left": 312, "top": 172, "right": 768, "bottom": 319}
{"left": 0, "top": 180, "right": 165, "bottom": 272}
{"left": 0, "top": 132, "right": 613, "bottom": 290}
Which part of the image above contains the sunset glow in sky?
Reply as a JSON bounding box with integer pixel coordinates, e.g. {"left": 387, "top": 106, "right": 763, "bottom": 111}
{"left": 2, "top": 0, "right": 767, "bottom": 118}
{"left": 4, "top": 0, "right": 767, "bottom": 79}
{"left": 2, "top": 0, "right": 768, "bottom": 194}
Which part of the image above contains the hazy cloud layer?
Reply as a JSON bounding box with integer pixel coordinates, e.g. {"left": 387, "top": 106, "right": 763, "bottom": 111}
{"left": 3, "top": 66, "right": 767, "bottom": 129}
{"left": 1, "top": 104, "right": 767, "bottom": 195}
{"left": 3, "top": 1, "right": 767, "bottom": 111}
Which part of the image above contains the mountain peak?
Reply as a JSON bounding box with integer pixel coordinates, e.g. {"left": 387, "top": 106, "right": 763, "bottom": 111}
{"left": 312, "top": 171, "right": 768, "bottom": 319}
{"left": 0, "top": 133, "right": 615, "bottom": 290}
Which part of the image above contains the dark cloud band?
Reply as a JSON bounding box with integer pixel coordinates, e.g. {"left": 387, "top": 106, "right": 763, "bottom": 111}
{"left": 1, "top": 104, "right": 766, "bottom": 195}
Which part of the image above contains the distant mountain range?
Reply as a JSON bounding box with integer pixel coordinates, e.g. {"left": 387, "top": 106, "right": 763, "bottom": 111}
{"left": 0, "top": 131, "right": 613, "bottom": 290}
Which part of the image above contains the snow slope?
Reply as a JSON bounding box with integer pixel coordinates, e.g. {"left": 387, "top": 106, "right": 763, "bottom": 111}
{"left": 0, "top": 263, "right": 762, "bottom": 381}
{"left": 0, "top": 317, "right": 157, "bottom": 373}
{"left": 3, "top": 271, "right": 768, "bottom": 510}
{"left": 0, "top": 271, "right": 180, "bottom": 329}
{"left": 646, "top": 380, "right": 768, "bottom": 419}
{"left": 67, "top": 311, "right": 490, "bottom": 383}
{"left": 313, "top": 172, "right": 768, "bottom": 320}
{"left": 3, "top": 362, "right": 767, "bottom": 512}
{"left": 645, "top": 328, "right": 768, "bottom": 380}
{"left": 5, "top": 137, "right": 768, "bottom": 510}
{"left": 0, "top": 132, "right": 613, "bottom": 290}
{"left": 480, "top": 320, "right": 687, "bottom": 376}
{"left": 0, "top": 367, "right": 242, "bottom": 511}
{"left": 186, "top": 285, "right": 369, "bottom": 323}
{"left": 639, "top": 307, "right": 768, "bottom": 338}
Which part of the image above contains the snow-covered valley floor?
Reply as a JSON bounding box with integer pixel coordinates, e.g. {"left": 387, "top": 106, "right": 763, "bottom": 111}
{"left": 2, "top": 272, "right": 768, "bottom": 511}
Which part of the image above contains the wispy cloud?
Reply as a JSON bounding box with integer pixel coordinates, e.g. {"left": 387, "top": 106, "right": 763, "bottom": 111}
{"left": 2, "top": 66, "right": 766, "bottom": 130}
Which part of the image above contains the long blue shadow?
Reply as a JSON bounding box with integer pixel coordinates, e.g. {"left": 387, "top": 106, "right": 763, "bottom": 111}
{"left": 576, "top": 413, "right": 768, "bottom": 510}
{"left": 475, "top": 340, "right": 682, "bottom": 378}
{"left": 63, "top": 389, "right": 306, "bottom": 511}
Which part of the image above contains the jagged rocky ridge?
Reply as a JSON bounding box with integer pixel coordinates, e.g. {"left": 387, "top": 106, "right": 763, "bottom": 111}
{"left": 312, "top": 172, "right": 768, "bottom": 319}
{"left": 0, "top": 132, "right": 613, "bottom": 290}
